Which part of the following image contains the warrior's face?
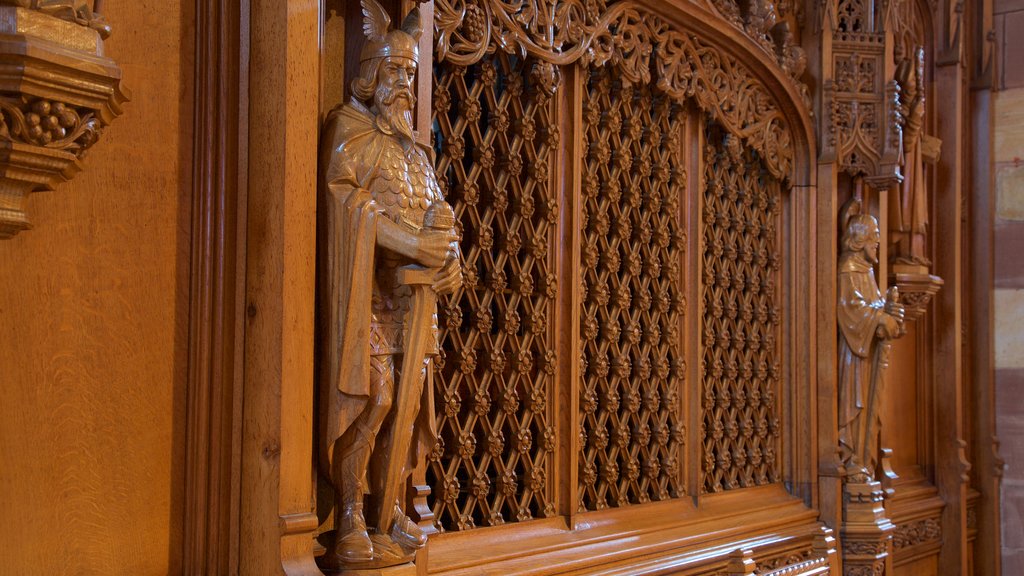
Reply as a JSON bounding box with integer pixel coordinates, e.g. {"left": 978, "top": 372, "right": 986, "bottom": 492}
{"left": 375, "top": 56, "right": 417, "bottom": 145}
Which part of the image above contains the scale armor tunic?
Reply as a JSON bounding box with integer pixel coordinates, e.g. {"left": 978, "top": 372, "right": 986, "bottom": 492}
{"left": 368, "top": 136, "right": 445, "bottom": 357}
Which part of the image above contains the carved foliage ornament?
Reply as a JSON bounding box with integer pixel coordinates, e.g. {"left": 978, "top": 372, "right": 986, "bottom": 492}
{"left": 892, "top": 516, "right": 941, "bottom": 551}
{"left": 0, "top": 0, "right": 125, "bottom": 238}
{"left": 435, "top": 0, "right": 800, "bottom": 180}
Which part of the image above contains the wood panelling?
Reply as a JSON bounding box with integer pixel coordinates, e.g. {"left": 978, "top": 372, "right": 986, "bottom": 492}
{"left": 239, "top": 1, "right": 321, "bottom": 575}
{"left": 0, "top": 1, "right": 193, "bottom": 575}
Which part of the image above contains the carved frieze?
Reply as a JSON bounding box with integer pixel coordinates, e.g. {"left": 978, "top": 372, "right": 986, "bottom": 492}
{"left": 435, "top": 0, "right": 802, "bottom": 180}
{"left": 0, "top": 1, "right": 125, "bottom": 238}
{"left": 892, "top": 516, "right": 941, "bottom": 551}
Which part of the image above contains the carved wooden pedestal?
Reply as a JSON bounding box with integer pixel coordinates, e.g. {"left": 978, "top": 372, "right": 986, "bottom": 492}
{"left": 891, "top": 264, "right": 944, "bottom": 322}
{"left": 841, "top": 481, "right": 894, "bottom": 576}
{"left": 0, "top": 5, "right": 125, "bottom": 238}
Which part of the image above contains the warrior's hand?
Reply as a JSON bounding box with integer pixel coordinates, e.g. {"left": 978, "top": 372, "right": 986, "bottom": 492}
{"left": 415, "top": 228, "right": 455, "bottom": 268}
{"left": 433, "top": 256, "right": 463, "bottom": 295}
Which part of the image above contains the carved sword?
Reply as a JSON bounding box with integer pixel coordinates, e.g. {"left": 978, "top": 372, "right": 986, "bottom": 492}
{"left": 376, "top": 203, "right": 454, "bottom": 539}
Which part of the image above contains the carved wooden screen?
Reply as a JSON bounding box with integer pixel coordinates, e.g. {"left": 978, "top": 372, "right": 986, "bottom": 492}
{"left": 430, "top": 15, "right": 793, "bottom": 535}
{"left": 700, "top": 120, "right": 783, "bottom": 493}
{"left": 578, "top": 63, "right": 689, "bottom": 510}
{"left": 431, "top": 52, "right": 559, "bottom": 530}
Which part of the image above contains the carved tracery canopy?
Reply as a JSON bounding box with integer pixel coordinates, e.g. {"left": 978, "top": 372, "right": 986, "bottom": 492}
{"left": 434, "top": 0, "right": 813, "bottom": 181}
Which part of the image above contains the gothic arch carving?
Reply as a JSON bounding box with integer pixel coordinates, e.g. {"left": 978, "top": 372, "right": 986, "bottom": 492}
{"left": 434, "top": 0, "right": 815, "bottom": 183}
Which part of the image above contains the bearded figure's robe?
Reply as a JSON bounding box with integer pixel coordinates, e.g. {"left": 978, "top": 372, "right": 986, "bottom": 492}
{"left": 837, "top": 251, "right": 891, "bottom": 476}
{"left": 317, "top": 100, "right": 439, "bottom": 483}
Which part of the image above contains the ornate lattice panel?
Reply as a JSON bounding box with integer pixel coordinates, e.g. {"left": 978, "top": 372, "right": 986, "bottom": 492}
{"left": 429, "top": 53, "right": 559, "bottom": 530}
{"left": 578, "top": 64, "right": 688, "bottom": 511}
{"left": 700, "top": 120, "right": 782, "bottom": 493}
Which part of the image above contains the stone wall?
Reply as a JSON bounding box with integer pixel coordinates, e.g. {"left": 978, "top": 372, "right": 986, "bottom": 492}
{"left": 995, "top": 1, "right": 1024, "bottom": 572}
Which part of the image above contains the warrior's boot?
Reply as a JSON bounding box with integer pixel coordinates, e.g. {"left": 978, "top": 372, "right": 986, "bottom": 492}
{"left": 334, "top": 426, "right": 379, "bottom": 563}
{"left": 389, "top": 503, "right": 427, "bottom": 550}
{"left": 336, "top": 502, "right": 374, "bottom": 562}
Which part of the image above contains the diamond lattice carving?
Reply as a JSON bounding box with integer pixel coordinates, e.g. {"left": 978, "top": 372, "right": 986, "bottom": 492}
{"left": 429, "top": 53, "right": 559, "bottom": 531}
{"left": 700, "top": 120, "right": 782, "bottom": 494}
{"left": 578, "top": 64, "right": 688, "bottom": 511}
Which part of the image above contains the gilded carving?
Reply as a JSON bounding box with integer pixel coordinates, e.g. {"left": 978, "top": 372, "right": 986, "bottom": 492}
{"left": 317, "top": 1, "right": 462, "bottom": 569}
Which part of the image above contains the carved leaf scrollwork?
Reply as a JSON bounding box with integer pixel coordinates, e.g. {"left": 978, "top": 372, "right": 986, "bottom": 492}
{"left": 892, "top": 517, "right": 941, "bottom": 551}
{"left": 435, "top": 0, "right": 801, "bottom": 181}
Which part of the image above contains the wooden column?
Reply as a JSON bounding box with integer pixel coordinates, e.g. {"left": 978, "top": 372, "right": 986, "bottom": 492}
{"left": 932, "top": 35, "right": 969, "bottom": 576}
{"left": 183, "top": 0, "right": 246, "bottom": 573}
{"left": 967, "top": 38, "right": 1004, "bottom": 576}
{"left": 240, "top": 1, "right": 322, "bottom": 574}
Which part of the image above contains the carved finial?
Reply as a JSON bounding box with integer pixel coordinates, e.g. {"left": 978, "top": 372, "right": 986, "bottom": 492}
{"left": 361, "top": 0, "right": 391, "bottom": 43}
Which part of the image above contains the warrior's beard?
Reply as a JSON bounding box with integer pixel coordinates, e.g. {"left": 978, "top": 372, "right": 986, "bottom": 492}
{"left": 376, "top": 83, "right": 416, "bottom": 146}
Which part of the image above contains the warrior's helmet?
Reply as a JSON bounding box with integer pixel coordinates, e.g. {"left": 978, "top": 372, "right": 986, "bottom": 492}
{"left": 351, "top": 0, "right": 422, "bottom": 101}
{"left": 360, "top": 0, "right": 421, "bottom": 64}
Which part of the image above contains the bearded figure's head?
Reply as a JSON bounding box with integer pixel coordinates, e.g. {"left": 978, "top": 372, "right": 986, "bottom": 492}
{"left": 841, "top": 198, "right": 881, "bottom": 264}
{"left": 352, "top": 0, "right": 421, "bottom": 146}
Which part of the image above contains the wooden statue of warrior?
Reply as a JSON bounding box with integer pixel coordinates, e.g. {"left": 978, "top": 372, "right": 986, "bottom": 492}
{"left": 836, "top": 198, "right": 904, "bottom": 483}
{"left": 317, "top": 0, "right": 461, "bottom": 569}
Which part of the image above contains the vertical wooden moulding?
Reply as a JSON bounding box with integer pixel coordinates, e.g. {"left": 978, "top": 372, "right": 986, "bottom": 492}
{"left": 241, "top": 1, "right": 322, "bottom": 575}
{"left": 562, "top": 62, "right": 583, "bottom": 526}
{"left": 184, "top": 0, "right": 246, "bottom": 574}
{"left": 814, "top": 161, "right": 842, "bottom": 545}
{"left": 789, "top": 174, "right": 818, "bottom": 506}
{"left": 967, "top": 84, "right": 1002, "bottom": 576}
{"left": 686, "top": 110, "right": 704, "bottom": 503}
{"left": 931, "top": 48, "right": 969, "bottom": 576}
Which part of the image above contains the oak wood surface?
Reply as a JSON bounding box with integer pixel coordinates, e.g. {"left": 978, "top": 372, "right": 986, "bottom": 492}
{"left": 239, "top": 1, "right": 321, "bottom": 575}
{"left": 0, "top": 1, "right": 193, "bottom": 574}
